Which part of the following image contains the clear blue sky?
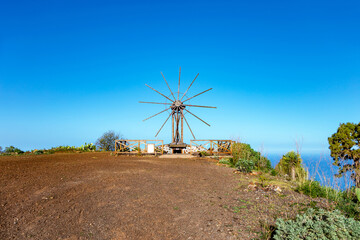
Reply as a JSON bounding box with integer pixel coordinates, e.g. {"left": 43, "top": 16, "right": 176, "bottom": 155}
{"left": 1, "top": 0, "right": 359, "bottom": 154}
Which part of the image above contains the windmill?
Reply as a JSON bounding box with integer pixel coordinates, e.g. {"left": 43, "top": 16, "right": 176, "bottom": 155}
{"left": 140, "top": 67, "right": 216, "bottom": 153}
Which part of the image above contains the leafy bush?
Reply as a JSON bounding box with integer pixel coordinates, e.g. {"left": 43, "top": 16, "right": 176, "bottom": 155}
{"left": 273, "top": 208, "right": 360, "bottom": 240}
{"left": 296, "top": 180, "right": 338, "bottom": 199}
{"left": 259, "top": 175, "right": 270, "bottom": 187}
{"left": 4, "top": 146, "right": 24, "bottom": 154}
{"left": 232, "top": 142, "right": 272, "bottom": 171}
{"left": 78, "top": 143, "right": 96, "bottom": 151}
{"left": 297, "top": 180, "right": 360, "bottom": 219}
{"left": 33, "top": 150, "right": 44, "bottom": 155}
{"left": 356, "top": 188, "right": 360, "bottom": 202}
{"left": 96, "top": 130, "right": 122, "bottom": 151}
{"left": 49, "top": 143, "right": 96, "bottom": 153}
{"left": 275, "top": 151, "right": 308, "bottom": 182}
{"left": 219, "top": 158, "right": 231, "bottom": 165}
{"left": 0, "top": 146, "right": 2, "bottom": 153}
{"left": 270, "top": 169, "right": 278, "bottom": 176}
{"left": 199, "top": 151, "right": 210, "bottom": 157}
{"left": 49, "top": 145, "right": 77, "bottom": 152}
{"left": 47, "top": 149, "right": 55, "bottom": 154}
{"left": 235, "top": 158, "right": 255, "bottom": 173}
{"left": 132, "top": 147, "right": 140, "bottom": 152}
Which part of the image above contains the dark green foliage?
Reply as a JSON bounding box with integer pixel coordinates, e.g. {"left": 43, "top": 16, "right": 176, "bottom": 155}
{"left": 199, "top": 151, "right": 210, "bottom": 157}
{"left": 218, "top": 158, "right": 232, "bottom": 165}
{"left": 296, "top": 180, "right": 337, "bottom": 199}
{"left": 46, "top": 149, "right": 55, "bottom": 154}
{"left": 96, "top": 130, "right": 122, "bottom": 151}
{"left": 273, "top": 208, "right": 360, "bottom": 240}
{"left": 275, "top": 151, "right": 307, "bottom": 182}
{"left": 132, "top": 147, "right": 140, "bottom": 152}
{"left": 1, "top": 143, "right": 95, "bottom": 156}
{"left": 49, "top": 143, "right": 96, "bottom": 153}
{"left": 356, "top": 188, "right": 360, "bottom": 202}
{"left": 231, "top": 142, "right": 272, "bottom": 172}
{"left": 228, "top": 157, "right": 236, "bottom": 166}
{"left": 33, "top": 150, "right": 44, "bottom": 155}
{"left": 235, "top": 158, "right": 255, "bottom": 173}
{"left": 297, "top": 180, "right": 360, "bottom": 219}
{"left": 270, "top": 169, "right": 278, "bottom": 176}
{"left": 79, "top": 143, "right": 96, "bottom": 151}
{"left": 49, "top": 146, "right": 77, "bottom": 152}
{"left": 258, "top": 175, "right": 270, "bottom": 187}
{"left": 0, "top": 146, "right": 2, "bottom": 153}
{"left": 336, "top": 188, "right": 360, "bottom": 219}
{"left": 4, "top": 146, "right": 24, "bottom": 154}
{"left": 328, "top": 122, "right": 360, "bottom": 187}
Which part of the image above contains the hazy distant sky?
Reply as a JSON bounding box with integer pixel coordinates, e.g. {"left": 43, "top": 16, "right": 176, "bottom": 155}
{"left": 1, "top": 0, "right": 359, "bottom": 154}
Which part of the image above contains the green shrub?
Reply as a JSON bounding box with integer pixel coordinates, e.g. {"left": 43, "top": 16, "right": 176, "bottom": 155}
{"left": 199, "top": 151, "right": 210, "bottom": 157}
{"left": 46, "top": 149, "right": 55, "bottom": 154}
{"left": 275, "top": 151, "right": 308, "bottom": 182}
{"left": 4, "top": 146, "right": 24, "bottom": 154}
{"left": 297, "top": 180, "right": 360, "bottom": 219}
{"left": 259, "top": 175, "right": 270, "bottom": 187}
{"left": 296, "top": 180, "right": 338, "bottom": 199}
{"left": 48, "top": 143, "right": 96, "bottom": 153}
{"left": 49, "top": 145, "right": 77, "bottom": 152}
{"left": 270, "top": 169, "right": 278, "bottom": 176}
{"left": 273, "top": 208, "right": 360, "bottom": 240}
{"left": 232, "top": 142, "right": 273, "bottom": 171}
{"left": 33, "top": 150, "right": 44, "bottom": 155}
{"left": 337, "top": 200, "right": 360, "bottom": 220}
{"left": 219, "top": 158, "right": 231, "bottom": 165}
{"left": 132, "top": 147, "right": 140, "bottom": 152}
{"left": 235, "top": 158, "right": 255, "bottom": 173}
{"left": 227, "top": 157, "right": 236, "bottom": 166}
{"left": 356, "top": 188, "right": 360, "bottom": 202}
{"left": 0, "top": 146, "right": 2, "bottom": 153}
{"left": 78, "top": 143, "right": 96, "bottom": 151}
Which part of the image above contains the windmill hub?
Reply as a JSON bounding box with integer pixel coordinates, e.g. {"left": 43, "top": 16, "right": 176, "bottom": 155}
{"left": 140, "top": 67, "right": 216, "bottom": 154}
{"left": 173, "top": 100, "right": 182, "bottom": 107}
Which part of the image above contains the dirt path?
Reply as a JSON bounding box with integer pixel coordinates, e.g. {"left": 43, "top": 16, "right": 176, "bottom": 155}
{"left": 0, "top": 153, "right": 315, "bottom": 239}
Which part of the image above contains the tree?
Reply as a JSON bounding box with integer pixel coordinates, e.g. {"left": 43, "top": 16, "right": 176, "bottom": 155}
{"left": 96, "top": 130, "right": 122, "bottom": 151}
{"left": 328, "top": 122, "right": 360, "bottom": 187}
{"left": 275, "top": 151, "right": 307, "bottom": 181}
{"left": 3, "top": 146, "right": 24, "bottom": 154}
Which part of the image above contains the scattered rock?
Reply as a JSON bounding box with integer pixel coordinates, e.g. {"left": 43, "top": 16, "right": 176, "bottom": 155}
{"left": 265, "top": 185, "right": 282, "bottom": 193}
{"left": 247, "top": 182, "right": 258, "bottom": 191}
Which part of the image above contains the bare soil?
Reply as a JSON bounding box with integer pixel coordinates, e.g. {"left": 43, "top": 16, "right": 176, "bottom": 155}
{"left": 0, "top": 153, "right": 324, "bottom": 239}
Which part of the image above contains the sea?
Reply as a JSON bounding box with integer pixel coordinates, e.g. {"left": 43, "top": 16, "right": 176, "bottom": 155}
{"left": 267, "top": 153, "right": 354, "bottom": 191}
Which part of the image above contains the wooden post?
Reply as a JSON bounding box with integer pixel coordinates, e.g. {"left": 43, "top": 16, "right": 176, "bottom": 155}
{"left": 172, "top": 114, "right": 174, "bottom": 143}
{"left": 181, "top": 115, "right": 183, "bottom": 143}
{"left": 210, "top": 141, "right": 213, "bottom": 155}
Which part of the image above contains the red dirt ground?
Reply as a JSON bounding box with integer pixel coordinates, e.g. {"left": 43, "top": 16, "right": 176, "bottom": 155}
{"left": 0, "top": 153, "right": 320, "bottom": 239}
